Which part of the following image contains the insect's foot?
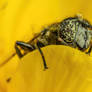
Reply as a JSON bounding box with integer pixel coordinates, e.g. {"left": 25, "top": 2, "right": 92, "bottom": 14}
{"left": 43, "top": 66, "right": 48, "bottom": 71}
{"left": 85, "top": 52, "right": 90, "bottom": 55}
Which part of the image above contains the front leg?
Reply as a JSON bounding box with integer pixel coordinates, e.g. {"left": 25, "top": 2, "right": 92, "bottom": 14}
{"left": 15, "top": 41, "right": 35, "bottom": 58}
{"left": 15, "top": 41, "right": 48, "bottom": 70}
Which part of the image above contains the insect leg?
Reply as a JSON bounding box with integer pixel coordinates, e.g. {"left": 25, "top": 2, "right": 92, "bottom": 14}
{"left": 15, "top": 43, "right": 23, "bottom": 58}
{"left": 36, "top": 41, "right": 48, "bottom": 70}
{"left": 15, "top": 41, "right": 35, "bottom": 58}
{"left": 15, "top": 41, "right": 48, "bottom": 70}
{"left": 86, "top": 45, "right": 92, "bottom": 55}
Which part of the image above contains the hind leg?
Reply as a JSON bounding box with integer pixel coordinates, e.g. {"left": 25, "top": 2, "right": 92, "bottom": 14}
{"left": 86, "top": 45, "right": 92, "bottom": 55}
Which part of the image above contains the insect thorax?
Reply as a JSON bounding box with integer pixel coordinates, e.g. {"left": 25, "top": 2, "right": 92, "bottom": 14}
{"left": 59, "top": 18, "right": 79, "bottom": 43}
{"left": 32, "top": 17, "right": 92, "bottom": 51}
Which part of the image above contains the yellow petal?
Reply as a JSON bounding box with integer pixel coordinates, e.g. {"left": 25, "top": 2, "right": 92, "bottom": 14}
{"left": 7, "top": 46, "right": 92, "bottom": 92}
{"left": 0, "top": 0, "right": 92, "bottom": 92}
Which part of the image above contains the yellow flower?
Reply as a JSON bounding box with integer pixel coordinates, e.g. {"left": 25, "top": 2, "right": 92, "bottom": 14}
{"left": 0, "top": 0, "right": 92, "bottom": 92}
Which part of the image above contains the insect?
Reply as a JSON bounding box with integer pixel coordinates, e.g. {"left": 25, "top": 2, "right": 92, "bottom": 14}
{"left": 1, "top": 15, "right": 92, "bottom": 70}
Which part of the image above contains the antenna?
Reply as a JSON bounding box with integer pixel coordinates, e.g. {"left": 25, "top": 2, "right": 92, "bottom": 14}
{"left": 0, "top": 52, "right": 16, "bottom": 67}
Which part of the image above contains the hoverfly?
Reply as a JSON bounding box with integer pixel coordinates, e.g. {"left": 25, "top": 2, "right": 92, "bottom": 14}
{"left": 1, "top": 15, "right": 92, "bottom": 70}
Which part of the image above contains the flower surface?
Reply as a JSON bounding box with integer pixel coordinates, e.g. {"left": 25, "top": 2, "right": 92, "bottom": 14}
{"left": 0, "top": 0, "right": 92, "bottom": 92}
